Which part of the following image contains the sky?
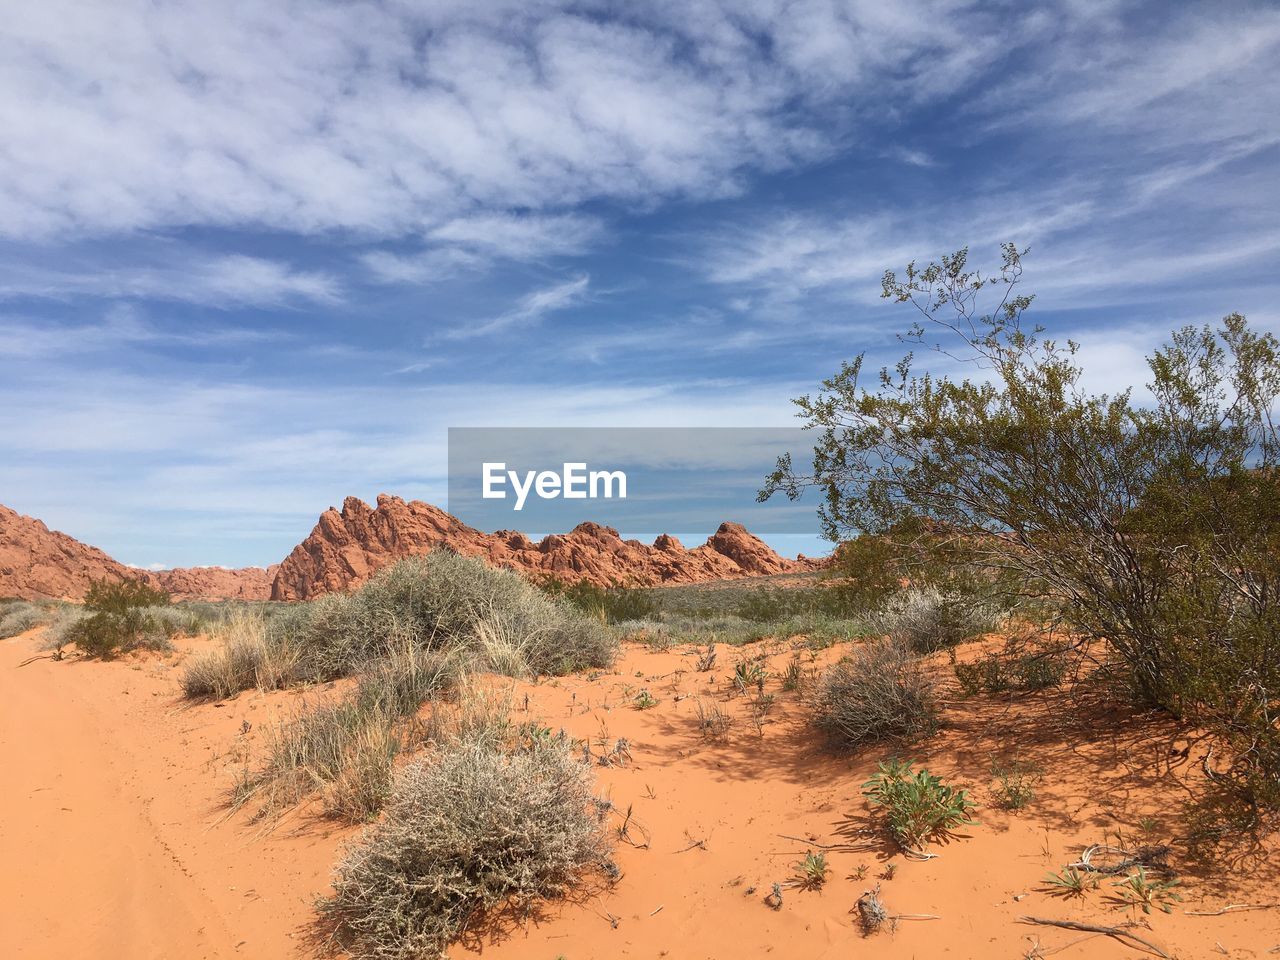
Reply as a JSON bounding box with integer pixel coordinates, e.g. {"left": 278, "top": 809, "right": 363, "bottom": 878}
{"left": 2, "top": 0, "right": 1279, "bottom": 569}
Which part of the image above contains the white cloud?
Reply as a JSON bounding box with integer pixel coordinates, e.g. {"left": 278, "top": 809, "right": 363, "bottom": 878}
{"left": 0, "top": 253, "right": 340, "bottom": 307}
{"left": 362, "top": 212, "right": 604, "bottom": 284}
{"left": 442, "top": 274, "right": 590, "bottom": 340}
{"left": 0, "top": 1, "right": 1052, "bottom": 242}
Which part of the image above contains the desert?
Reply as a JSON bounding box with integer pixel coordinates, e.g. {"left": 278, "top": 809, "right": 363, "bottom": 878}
{"left": 5, "top": 3, "right": 1280, "bottom": 958}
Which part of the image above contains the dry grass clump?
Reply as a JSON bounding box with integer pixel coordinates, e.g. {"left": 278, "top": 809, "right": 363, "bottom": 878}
{"left": 317, "top": 734, "right": 613, "bottom": 960}
{"left": 870, "top": 586, "right": 999, "bottom": 654}
{"left": 182, "top": 612, "right": 298, "bottom": 699}
{"left": 232, "top": 647, "right": 460, "bottom": 823}
{"left": 811, "top": 638, "right": 939, "bottom": 748}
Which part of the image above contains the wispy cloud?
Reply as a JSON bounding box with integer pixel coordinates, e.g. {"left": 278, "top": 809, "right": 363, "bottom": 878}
{"left": 0, "top": 253, "right": 340, "bottom": 307}
{"left": 441, "top": 274, "right": 591, "bottom": 340}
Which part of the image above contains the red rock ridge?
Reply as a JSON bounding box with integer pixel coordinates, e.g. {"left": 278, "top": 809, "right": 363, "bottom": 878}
{"left": 270, "top": 493, "right": 815, "bottom": 600}
{"left": 0, "top": 503, "right": 274, "bottom": 601}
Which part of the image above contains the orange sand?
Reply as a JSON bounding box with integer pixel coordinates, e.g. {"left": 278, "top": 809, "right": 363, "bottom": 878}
{"left": 2, "top": 628, "right": 1278, "bottom": 959}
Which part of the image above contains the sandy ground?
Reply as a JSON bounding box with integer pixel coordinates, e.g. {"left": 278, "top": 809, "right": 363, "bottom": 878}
{"left": 3, "top": 627, "right": 1279, "bottom": 959}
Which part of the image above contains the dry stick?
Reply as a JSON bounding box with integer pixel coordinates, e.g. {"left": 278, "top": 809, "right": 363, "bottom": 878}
{"left": 891, "top": 913, "right": 940, "bottom": 921}
{"left": 1018, "top": 917, "right": 1173, "bottom": 959}
{"left": 1186, "top": 903, "right": 1280, "bottom": 917}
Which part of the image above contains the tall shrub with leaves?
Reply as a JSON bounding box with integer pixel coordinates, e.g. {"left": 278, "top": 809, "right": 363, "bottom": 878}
{"left": 762, "top": 244, "right": 1280, "bottom": 820}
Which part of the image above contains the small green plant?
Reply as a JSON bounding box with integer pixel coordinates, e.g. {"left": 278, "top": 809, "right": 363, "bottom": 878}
{"left": 1042, "top": 866, "right": 1095, "bottom": 898}
{"left": 1110, "top": 867, "right": 1182, "bottom": 915}
{"left": 880, "top": 861, "right": 897, "bottom": 880}
{"left": 850, "top": 863, "right": 869, "bottom": 881}
{"left": 781, "top": 655, "right": 804, "bottom": 692}
{"left": 794, "top": 850, "right": 829, "bottom": 890}
{"left": 990, "top": 757, "right": 1042, "bottom": 810}
{"left": 632, "top": 689, "right": 658, "bottom": 710}
{"left": 695, "top": 642, "right": 717, "bottom": 671}
{"left": 764, "top": 881, "right": 784, "bottom": 910}
{"left": 862, "top": 759, "right": 976, "bottom": 852}
{"left": 732, "top": 657, "right": 768, "bottom": 694}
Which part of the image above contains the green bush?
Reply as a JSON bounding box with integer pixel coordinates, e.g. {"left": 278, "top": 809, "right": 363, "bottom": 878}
{"left": 318, "top": 736, "right": 612, "bottom": 960}
{"left": 811, "top": 638, "right": 938, "bottom": 748}
{"left": 863, "top": 758, "right": 976, "bottom": 852}
{"left": 764, "top": 244, "right": 1280, "bottom": 826}
{"left": 64, "top": 578, "right": 172, "bottom": 658}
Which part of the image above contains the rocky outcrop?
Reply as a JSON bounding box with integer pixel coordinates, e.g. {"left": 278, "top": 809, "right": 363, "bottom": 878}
{"left": 271, "top": 493, "right": 815, "bottom": 600}
{"left": 0, "top": 503, "right": 273, "bottom": 601}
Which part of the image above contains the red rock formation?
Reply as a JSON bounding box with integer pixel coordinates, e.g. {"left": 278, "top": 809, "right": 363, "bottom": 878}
{"left": 149, "top": 565, "right": 277, "bottom": 602}
{"left": 271, "top": 493, "right": 815, "bottom": 600}
{"left": 0, "top": 503, "right": 273, "bottom": 601}
{"left": 0, "top": 503, "right": 135, "bottom": 600}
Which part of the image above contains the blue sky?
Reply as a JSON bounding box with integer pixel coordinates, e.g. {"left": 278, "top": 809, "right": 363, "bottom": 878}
{"left": 2, "top": 0, "right": 1279, "bottom": 569}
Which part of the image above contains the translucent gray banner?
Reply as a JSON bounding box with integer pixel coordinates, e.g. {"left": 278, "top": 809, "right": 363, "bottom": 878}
{"left": 447, "top": 427, "right": 819, "bottom": 536}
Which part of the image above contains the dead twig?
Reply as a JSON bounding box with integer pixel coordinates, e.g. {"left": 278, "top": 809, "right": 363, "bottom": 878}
{"left": 1185, "top": 903, "right": 1280, "bottom": 916}
{"left": 1018, "top": 916, "right": 1173, "bottom": 959}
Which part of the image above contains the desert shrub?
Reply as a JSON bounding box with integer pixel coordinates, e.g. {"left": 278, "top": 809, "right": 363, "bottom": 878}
{"left": 182, "top": 611, "right": 298, "bottom": 700}
{"left": 811, "top": 638, "right": 938, "bottom": 747}
{"left": 317, "top": 736, "right": 612, "bottom": 960}
{"left": 283, "top": 554, "right": 615, "bottom": 682}
{"left": 764, "top": 245, "right": 1280, "bottom": 826}
{"left": 869, "top": 586, "right": 999, "bottom": 654}
{"left": 0, "top": 601, "right": 53, "bottom": 638}
{"left": 863, "top": 758, "right": 976, "bottom": 852}
{"left": 63, "top": 578, "right": 172, "bottom": 658}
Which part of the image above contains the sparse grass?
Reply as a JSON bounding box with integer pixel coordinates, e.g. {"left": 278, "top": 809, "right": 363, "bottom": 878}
{"left": 810, "top": 638, "right": 938, "bottom": 748}
{"left": 182, "top": 611, "right": 297, "bottom": 699}
{"left": 317, "top": 735, "right": 613, "bottom": 960}
{"left": 694, "top": 698, "right": 733, "bottom": 741}
{"left": 0, "top": 601, "right": 55, "bottom": 638}
{"left": 232, "top": 647, "right": 459, "bottom": 822}
{"left": 869, "top": 586, "right": 1000, "bottom": 654}
{"left": 953, "top": 638, "right": 1068, "bottom": 697}
{"left": 862, "top": 758, "right": 976, "bottom": 853}
{"left": 990, "top": 757, "right": 1042, "bottom": 810}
